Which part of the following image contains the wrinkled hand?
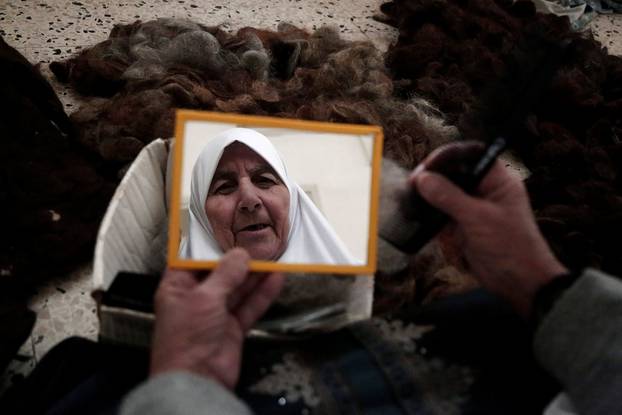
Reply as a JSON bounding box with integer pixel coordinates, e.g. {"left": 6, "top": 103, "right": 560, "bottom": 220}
{"left": 150, "top": 248, "right": 284, "bottom": 389}
{"left": 411, "top": 142, "right": 568, "bottom": 317}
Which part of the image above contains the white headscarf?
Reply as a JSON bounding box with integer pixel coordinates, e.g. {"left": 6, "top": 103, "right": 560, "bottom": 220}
{"left": 179, "top": 128, "right": 359, "bottom": 265}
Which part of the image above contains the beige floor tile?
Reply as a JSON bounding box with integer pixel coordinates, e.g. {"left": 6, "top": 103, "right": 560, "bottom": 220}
{"left": 29, "top": 265, "right": 99, "bottom": 361}
{"left": 592, "top": 14, "right": 622, "bottom": 56}
{"left": 0, "top": 338, "right": 36, "bottom": 396}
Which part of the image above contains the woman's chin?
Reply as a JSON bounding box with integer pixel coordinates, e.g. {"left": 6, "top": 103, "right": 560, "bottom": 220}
{"left": 234, "top": 230, "right": 284, "bottom": 260}
{"left": 234, "top": 242, "right": 284, "bottom": 261}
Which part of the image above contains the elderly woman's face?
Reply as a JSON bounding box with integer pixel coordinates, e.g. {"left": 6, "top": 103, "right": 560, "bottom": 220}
{"left": 205, "top": 142, "right": 290, "bottom": 260}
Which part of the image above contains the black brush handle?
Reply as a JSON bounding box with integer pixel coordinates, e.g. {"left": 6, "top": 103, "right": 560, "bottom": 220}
{"left": 399, "top": 137, "right": 507, "bottom": 254}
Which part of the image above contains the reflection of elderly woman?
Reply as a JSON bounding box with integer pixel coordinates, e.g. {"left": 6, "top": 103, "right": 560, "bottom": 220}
{"left": 179, "top": 128, "right": 357, "bottom": 264}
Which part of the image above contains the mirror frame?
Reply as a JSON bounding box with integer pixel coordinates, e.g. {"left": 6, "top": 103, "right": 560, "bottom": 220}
{"left": 168, "top": 109, "right": 383, "bottom": 275}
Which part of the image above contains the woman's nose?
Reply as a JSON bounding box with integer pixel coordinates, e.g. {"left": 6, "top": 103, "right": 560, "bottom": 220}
{"left": 238, "top": 180, "right": 262, "bottom": 212}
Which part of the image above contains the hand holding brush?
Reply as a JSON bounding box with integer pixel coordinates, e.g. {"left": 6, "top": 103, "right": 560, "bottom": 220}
{"left": 380, "top": 141, "right": 567, "bottom": 316}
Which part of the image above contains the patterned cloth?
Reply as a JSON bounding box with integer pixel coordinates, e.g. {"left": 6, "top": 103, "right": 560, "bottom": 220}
{"left": 238, "top": 289, "right": 558, "bottom": 414}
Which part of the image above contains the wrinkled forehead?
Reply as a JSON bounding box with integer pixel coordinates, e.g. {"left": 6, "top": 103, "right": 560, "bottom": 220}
{"left": 211, "top": 141, "right": 283, "bottom": 183}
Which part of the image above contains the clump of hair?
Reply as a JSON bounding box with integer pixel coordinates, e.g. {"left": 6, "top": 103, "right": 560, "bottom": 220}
{"left": 377, "top": 0, "right": 622, "bottom": 285}
{"left": 1, "top": 36, "right": 116, "bottom": 286}
{"left": 52, "top": 20, "right": 458, "bottom": 167}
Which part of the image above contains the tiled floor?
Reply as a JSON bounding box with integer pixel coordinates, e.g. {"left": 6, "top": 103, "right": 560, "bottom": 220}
{"left": 0, "top": 0, "right": 620, "bottom": 395}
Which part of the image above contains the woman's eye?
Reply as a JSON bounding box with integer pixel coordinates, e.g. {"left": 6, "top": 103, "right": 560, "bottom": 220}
{"left": 214, "top": 182, "right": 236, "bottom": 195}
{"left": 255, "top": 175, "right": 277, "bottom": 188}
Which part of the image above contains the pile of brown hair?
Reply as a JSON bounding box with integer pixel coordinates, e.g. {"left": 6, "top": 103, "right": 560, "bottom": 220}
{"left": 1, "top": 38, "right": 116, "bottom": 285}
{"left": 50, "top": 19, "right": 458, "bottom": 167}
{"left": 376, "top": 0, "right": 622, "bottom": 288}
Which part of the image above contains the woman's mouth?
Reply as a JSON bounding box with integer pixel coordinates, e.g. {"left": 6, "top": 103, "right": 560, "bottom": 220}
{"left": 240, "top": 223, "right": 269, "bottom": 232}
{"left": 237, "top": 223, "right": 270, "bottom": 234}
